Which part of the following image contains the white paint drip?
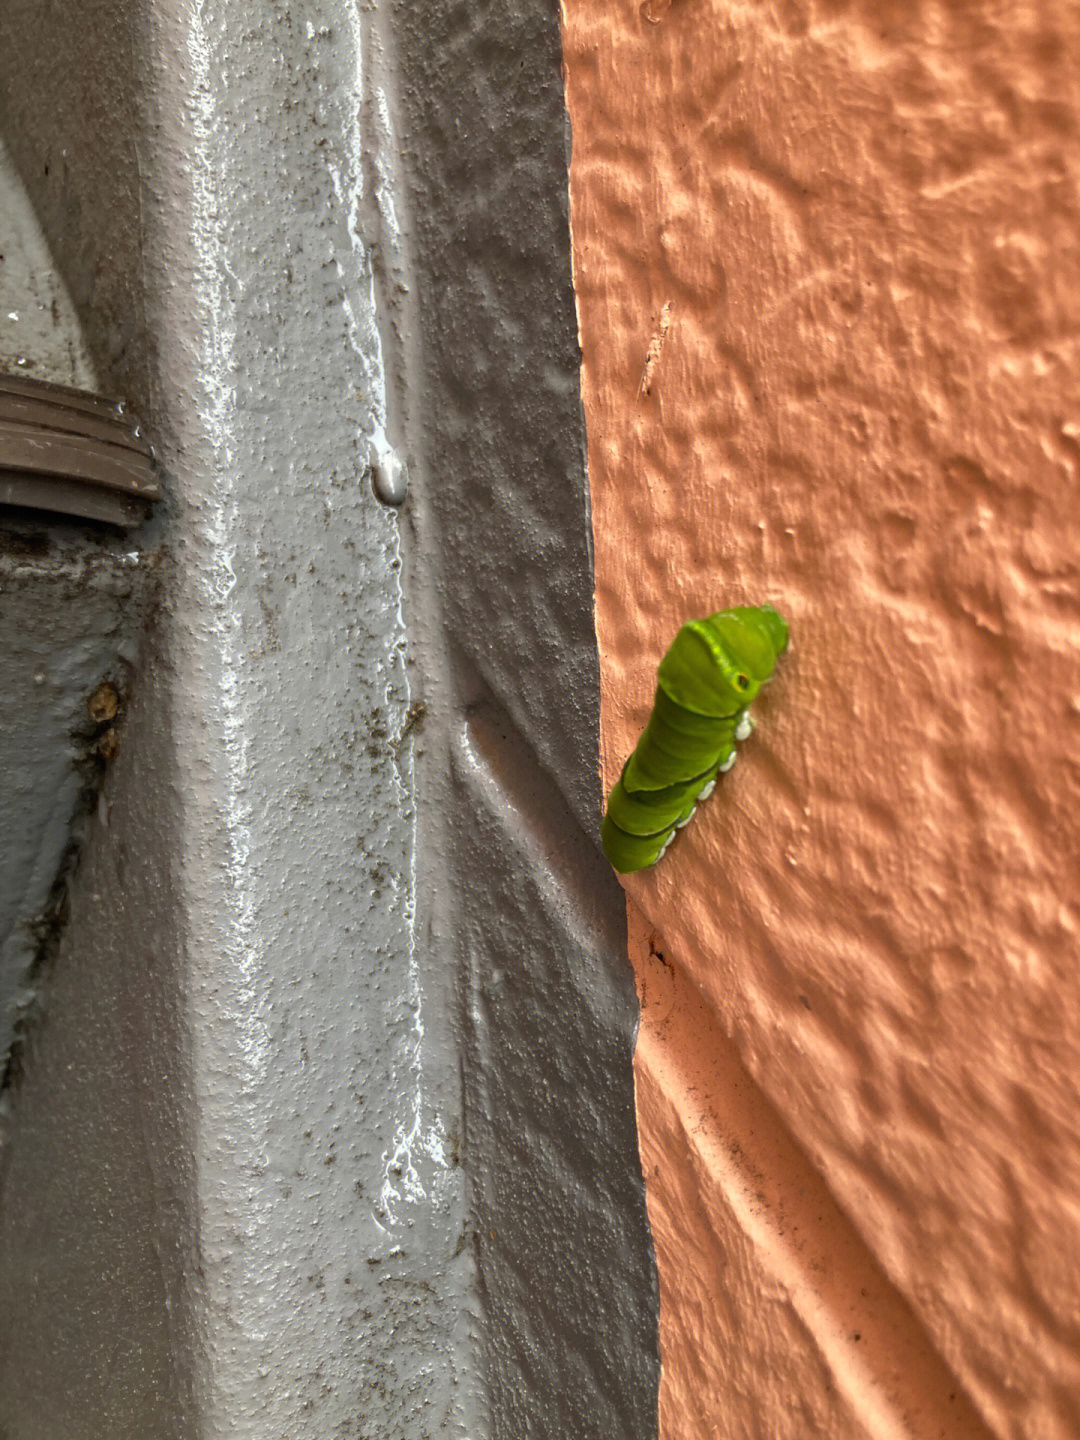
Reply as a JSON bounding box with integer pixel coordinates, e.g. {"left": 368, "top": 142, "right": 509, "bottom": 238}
{"left": 186, "top": 0, "right": 272, "bottom": 1120}
{"left": 326, "top": 1, "right": 443, "bottom": 1230}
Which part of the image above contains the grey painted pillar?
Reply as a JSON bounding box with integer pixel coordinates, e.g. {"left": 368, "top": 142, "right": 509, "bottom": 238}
{"left": 394, "top": 4, "right": 659, "bottom": 1432}
{"left": 0, "top": 2, "right": 658, "bottom": 1436}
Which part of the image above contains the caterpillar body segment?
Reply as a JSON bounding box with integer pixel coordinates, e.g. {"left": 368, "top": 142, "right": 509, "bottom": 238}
{"left": 601, "top": 604, "right": 789, "bottom": 873}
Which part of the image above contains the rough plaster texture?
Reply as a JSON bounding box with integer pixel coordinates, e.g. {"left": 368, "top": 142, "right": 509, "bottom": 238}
{"left": 561, "top": 1, "right": 1080, "bottom": 1435}
{"left": 629, "top": 902, "right": 992, "bottom": 1440}
{"left": 0, "top": 0, "right": 657, "bottom": 1435}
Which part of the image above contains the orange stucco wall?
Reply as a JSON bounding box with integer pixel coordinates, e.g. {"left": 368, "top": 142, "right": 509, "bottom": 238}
{"left": 561, "top": 3, "right": 1080, "bottom": 1436}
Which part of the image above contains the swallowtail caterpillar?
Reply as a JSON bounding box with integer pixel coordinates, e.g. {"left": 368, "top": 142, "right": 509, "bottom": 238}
{"left": 601, "top": 604, "right": 789, "bottom": 873}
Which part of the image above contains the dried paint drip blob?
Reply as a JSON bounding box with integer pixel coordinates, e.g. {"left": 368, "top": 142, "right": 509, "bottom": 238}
{"left": 368, "top": 439, "right": 409, "bottom": 507}
{"left": 601, "top": 604, "right": 789, "bottom": 873}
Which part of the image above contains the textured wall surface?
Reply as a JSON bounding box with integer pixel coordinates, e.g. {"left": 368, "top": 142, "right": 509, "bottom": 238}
{"left": 562, "top": 1, "right": 1080, "bottom": 1436}
{"left": 0, "top": 135, "right": 97, "bottom": 387}
{"left": 394, "top": 0, "right": 607, "bottom": 840}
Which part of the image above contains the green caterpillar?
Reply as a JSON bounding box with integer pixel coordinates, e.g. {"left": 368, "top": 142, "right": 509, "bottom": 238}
{"left": 602, "top": 604, "right": 789, "bottom": 873}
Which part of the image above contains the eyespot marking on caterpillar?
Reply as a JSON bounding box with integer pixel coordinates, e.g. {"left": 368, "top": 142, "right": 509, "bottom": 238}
{"left": 601, "top": 603, "right": 789, "bottom": 873}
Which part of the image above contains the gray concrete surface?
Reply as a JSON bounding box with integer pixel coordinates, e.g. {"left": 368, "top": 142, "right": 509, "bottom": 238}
{"left": 0, "top": 1, "right": 659, "bottom": 1435}
{"left": 0, "top": 527, "right": 153, "bottom": 1082}
{"left": 0, "top": 136, "right": 97, "bottom": 388}
{"left": 0, "top": 136, "right": 154, "bottom": 1095}
{"left": 394, "top": 2, "right": 660, "bottom": 1429}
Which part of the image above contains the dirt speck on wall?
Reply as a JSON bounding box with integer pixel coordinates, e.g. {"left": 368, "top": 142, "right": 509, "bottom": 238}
{"left": 561, "top": 1, "right": 1080, "bottom": 1435}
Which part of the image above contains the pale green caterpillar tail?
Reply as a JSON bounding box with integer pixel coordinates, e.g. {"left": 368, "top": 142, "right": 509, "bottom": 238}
{"left": 602, "top": 604, "right": 789, "bottom": 873}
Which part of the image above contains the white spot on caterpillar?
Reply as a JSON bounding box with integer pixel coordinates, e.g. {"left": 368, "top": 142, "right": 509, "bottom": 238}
{"left": 719, "top": 751, "right": 737, "bottom": 772}
{"left": 735, "top": 712, "right": 753, "bottom": 742}
{"left": 676, "top": 805, "right": 697, "bottom": 828}
{"left": 697, "top": 779, "right": 716, "bottom": 800}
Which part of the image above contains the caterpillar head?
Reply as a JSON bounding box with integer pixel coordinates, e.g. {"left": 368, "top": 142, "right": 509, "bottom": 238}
{"left": 657, "top": 603, "right": 788, "bottom": 715}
